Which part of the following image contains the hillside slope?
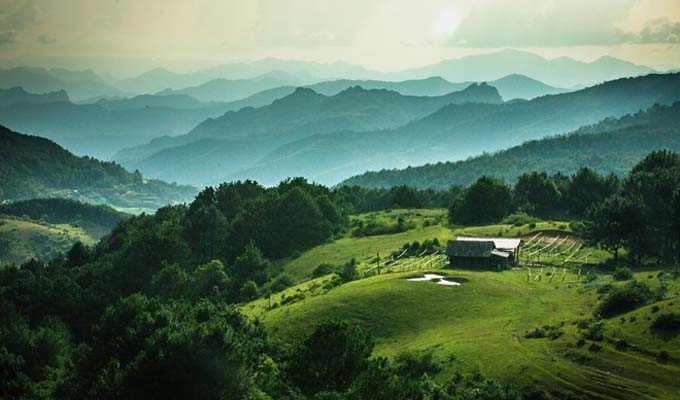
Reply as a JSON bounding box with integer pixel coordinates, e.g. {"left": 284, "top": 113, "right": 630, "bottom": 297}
{"left": 115, "top": 84, "right": 502, "bottom": 184}
{"left": 239, "top": 73, "right": 680, "bottom": 186}
{"left": 341, "top": 102, "right": 680, "bottom": 189}
{"left": 0, "top": 199, "right": 128, "bottom": 266}
{"left": 0, "top": 125, "right": 195, "bottom": 210}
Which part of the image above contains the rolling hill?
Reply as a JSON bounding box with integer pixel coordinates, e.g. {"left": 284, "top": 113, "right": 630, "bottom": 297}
{"left": 216, "top": 74, "right": 568, "bottom": 112}
{"left": 394, "top": 49, "right": 655, "bottom": 88}
{"left": 115, "top": 83, "right": 503, "bottom": 184}
{"left": 340, "top": 102, "right": 680, "bottom": 189}
{"left": 0, "top": 198, "right": 128, "bottom": 266}
{"left": 237, "top": 73, "right": 680, "bottom": 186}
{"left": 0, "top": 125, "right": 196, "bottom": 211}
{"left": 240, "top": 209, "right": 679, "bottom": 400}
{"left": 156, "top": 73, "right": 298, "bottom": 102}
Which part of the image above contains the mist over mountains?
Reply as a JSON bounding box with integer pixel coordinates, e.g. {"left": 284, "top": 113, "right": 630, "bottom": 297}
{"left": 0, "top": 49, "right": 674, "bottom": 195}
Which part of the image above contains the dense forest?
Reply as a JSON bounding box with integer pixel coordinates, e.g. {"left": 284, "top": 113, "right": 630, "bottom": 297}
{"left": 0, "top": 125, "right": 196, "bottom": 209}
{"left": 341, "top": 102, "right": 680, "bottom": 189}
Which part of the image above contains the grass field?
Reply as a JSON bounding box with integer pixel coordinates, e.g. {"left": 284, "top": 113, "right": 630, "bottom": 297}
{"left": 245, "top": 209, "right": 680, "bottom": 399}
{"left": 0, "top": 216, "right": 99, "bottom": 266}
{"left": 278, "top": 209, "right": 609, "bottom": 283}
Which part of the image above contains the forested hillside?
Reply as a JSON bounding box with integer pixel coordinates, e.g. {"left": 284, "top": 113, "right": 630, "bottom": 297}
{"left": 0, "top": 126, "right": 196, "bottom": 210}
{"left": 341, "top": 102, "right": 680, "bottom": 189}
{"left": 115, "top": 83, "right": 502, "bottom": 184}
{"left": 240, "top": 73, "right": 680, "bottom": 185}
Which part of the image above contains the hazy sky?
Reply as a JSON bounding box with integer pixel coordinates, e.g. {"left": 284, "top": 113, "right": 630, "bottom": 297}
{"left": 1, "top": 0, "right": 679, "bottom": 76}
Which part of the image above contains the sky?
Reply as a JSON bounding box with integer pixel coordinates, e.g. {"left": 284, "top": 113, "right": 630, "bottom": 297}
{"left": 0, "top": 0, "right": 679, "bottom": 77}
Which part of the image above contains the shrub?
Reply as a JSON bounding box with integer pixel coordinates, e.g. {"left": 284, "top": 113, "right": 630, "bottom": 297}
{"left": 240, "top": 280, "right": 260, "bottom": 301}
{"left": 393, "top": 350, "right": 443, "bottom": 378}
{"left": 651, "top": 305, "right": 660, "bottom": 313}
{"left": 588, "top": 343, "right": 602, "bottom": 352}
{"left": 525, "top": 324, "right": 563, "bottom": 340}
{"left": 597, "top": 283, "right": 613, "bottom": 294}
{"left": 501, "top": 211, "right": 539, "bottom": 226}
{"left": 581, "top": 320, "right": 605, "bottom": 341}
{"left": 313, "top": 263, "right": 336, "bottom": 278}
{"left": 651, "top": 313, "right": 680, "bottom": 332}
{"left": 657, "top": 350, "right": 670, "bottom": 364}
{"left": 339, "top": 259, "right": 359, "bottom": 283}
{"left": 612, "top": 266, "right": 633, "bottom": 281}
{"left": 614, "top": 338, "right": 629, "bottom": 351}
{"left": 597, "top": 281, "right": 654, "bottom": 317}
{"left": 269, "top": 273, "right": 295, "bottom": 293}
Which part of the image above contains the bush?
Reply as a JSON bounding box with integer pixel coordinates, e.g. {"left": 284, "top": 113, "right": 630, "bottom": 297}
{"left": 525, "top": 325, "right": 563, "bottom": 340}
{"left": 393, "top": 350, "right": 443, "bottom": 378}
{"left": 658, "top": 350, "right": 670, "bottom": 364}
{"left": 612, "top": 266, "right": 633, "bottom": 281}
{"left": 597, "top": 281, "right": 654, "bottom": 317}
{"left": 240, "top": 280, "right": 259, "bottom": 301}
{"left": 501, "top": 212, "right": 539, "bottom": 226}
{"left": 614, "top": 338, "right": 629, "bottom": 351}
{"left": 313, "top": 263, "right": 336, "bottom": 278}
{"left": 651, "top": 313, "right": 680, "bottom": 332}
{"left": 269, "top": 273, "right": 294, "bottom": 293}
{"left": 339, "top": 259, "right": 359, "bottom": 283}
{"left": 581, "top": 320, "right": 605, "bottom": 341}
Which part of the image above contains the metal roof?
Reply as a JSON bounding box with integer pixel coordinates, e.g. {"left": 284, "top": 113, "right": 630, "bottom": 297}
{"left": 456, "top": 237, "right": 522, "bottom": 251}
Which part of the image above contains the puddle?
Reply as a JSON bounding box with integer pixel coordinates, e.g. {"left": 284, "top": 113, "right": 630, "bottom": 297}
{"left": 407, "top": 274, "right": 462, "bottom": 286}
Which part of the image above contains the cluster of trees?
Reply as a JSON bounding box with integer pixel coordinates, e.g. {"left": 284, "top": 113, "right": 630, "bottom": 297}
{"left": 336, "top": 184, "right": 462, "bottom": 213}
{"left": 581, "top": 150, "right": 680, "bottom": 265}
{"left": 447, "top": 150, "right": 680, "bottom": 266}
{"left": 448, "top": 168, "right": 620, "bottom": 225}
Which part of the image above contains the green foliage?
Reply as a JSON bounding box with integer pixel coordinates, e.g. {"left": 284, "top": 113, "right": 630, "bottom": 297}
{"left": 313, "top": 263, "right": 337, "bottom": 278}
{"left": 651, "top": 313, "right": 680, "bottom": 332}
{"left": 287, "top": 319, "right": 374, "bottom": 396}
{"left": 449, "top": 176, "right": 512, "bottom": 225}
{"left": 500, "top": 211, "right": 539, "bottom": 226}
{"left": 597, "top": 281, "right": 654, "bottom": 317}
{"left": 0, "top": 126, "right": 196, "bottom": 209}
{"left": 613, "top": 266, "right": 633, "bottom": 281}
{"left": 513, "top": 171, "right": 560, "bottom": 217}
{"left": 339, "top": 259, "right": 359, "bottom": 283}
{"left": 0, "top": 198, "right": 126, "bottom": 230}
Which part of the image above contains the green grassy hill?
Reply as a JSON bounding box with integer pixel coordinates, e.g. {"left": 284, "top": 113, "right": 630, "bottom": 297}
{"left": 0, "top": 216, "right": 97, "bottom": 266}
{"left": 0, "top": 198, "right": 129, "bottom": 266}
{"left": 243, "top": 209, "right": 680, "bottom": 399}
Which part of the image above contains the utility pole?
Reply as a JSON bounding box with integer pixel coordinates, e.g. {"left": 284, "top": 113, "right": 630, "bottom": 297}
{"left": 377, "top": 252, "right": 381, "bottom": 275}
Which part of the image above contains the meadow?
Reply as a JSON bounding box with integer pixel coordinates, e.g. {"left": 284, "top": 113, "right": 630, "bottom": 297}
{"left": 0, "top": 216, "right": 98, "bottom": 266}
{"left": 244, "top": 209, "right": 680, "bottom": 399}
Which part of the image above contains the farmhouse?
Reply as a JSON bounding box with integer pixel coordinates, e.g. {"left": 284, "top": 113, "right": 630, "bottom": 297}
{"left": 446, "top": 237, "right": 522, "bottom": 270}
